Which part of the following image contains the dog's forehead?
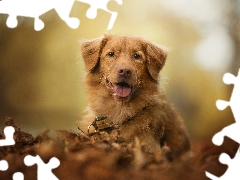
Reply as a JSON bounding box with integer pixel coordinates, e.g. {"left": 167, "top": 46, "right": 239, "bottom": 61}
{"left": 104, "top": 36, "right": 145, "bottom": 51}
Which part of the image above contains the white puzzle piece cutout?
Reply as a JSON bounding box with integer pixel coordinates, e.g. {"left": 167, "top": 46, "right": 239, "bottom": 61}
{"left": 0, "top": 126, "right": 15, "bottom": 146}
{"left": 206, "top": 68, "right": 240, "bottom": 179}
{"left": 12, "top": 172, "right": 24, "bottom": 180}
{"left": 206, "top": 147, "right": 240, "bottom": 180}
{"left": 0, "top": 0, "right": 79, "bottom": 31}
{"left": 212, "top": 69, "right": 240, "bottom": 146}
{"left": 24, "top": 155, "right": 60, "bottom": 180}
{"left": 0, "top": 126, "right": 14, "bottom": 176}
{"left": 77, "top": 0, "right": 123, "bottom": 30}
{"left": 0, "top": 160, "right": 8, "bottom": 171}
{"left": 0, "top": 0, "right": 123, "bottom": 31}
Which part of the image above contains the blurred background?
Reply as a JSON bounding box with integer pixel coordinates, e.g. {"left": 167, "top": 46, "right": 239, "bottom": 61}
{"left": 0, "top": 0, "right": 239, "bottom": 138}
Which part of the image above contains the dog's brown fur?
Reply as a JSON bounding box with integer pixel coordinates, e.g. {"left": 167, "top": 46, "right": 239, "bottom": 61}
{"left": 81, "top": 34, "right": 190, "bottom": 159}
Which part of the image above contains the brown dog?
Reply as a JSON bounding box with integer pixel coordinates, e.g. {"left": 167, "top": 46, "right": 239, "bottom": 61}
{"left": 81, "top": 34, "right": 190, "bottom": 159}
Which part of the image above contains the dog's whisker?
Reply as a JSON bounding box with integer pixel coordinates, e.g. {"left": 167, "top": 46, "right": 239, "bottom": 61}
{"left": 99, "top": 74, "right": 106, "bottom": 84}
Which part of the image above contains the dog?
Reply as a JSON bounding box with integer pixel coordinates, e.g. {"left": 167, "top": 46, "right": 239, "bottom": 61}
{"left": 80, "top": 34, "right": 190, "bottom": 159}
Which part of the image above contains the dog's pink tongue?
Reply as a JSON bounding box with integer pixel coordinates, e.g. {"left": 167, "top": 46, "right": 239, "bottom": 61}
{"left": 113, "top": 84, "right": 131, "bottom": 98}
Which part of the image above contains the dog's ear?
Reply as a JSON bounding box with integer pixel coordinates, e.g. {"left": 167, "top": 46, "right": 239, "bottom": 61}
{"left": 81, "top": 37, "right": 107, "bottom": 72}
{"left": 146, "top": 42, "right": 168, "bottom": 81}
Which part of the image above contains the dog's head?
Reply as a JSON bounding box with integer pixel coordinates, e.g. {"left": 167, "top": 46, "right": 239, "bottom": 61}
{"left": 81, "top": 34, "right": 167, "bottom": 100}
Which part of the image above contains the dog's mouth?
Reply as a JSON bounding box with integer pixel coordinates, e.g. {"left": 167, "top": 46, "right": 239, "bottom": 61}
{"left": 107, "top": 80, "right": 132, "bottom": 98}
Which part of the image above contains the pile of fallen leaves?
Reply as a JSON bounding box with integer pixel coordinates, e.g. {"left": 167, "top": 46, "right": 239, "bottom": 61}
{"left": 0, "top": 117, "right": 238, "bottom": 180}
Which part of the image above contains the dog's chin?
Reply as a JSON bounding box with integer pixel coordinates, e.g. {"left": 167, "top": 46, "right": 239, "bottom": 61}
{"left": 107, "top": 80, "right": 133, "bottom": 99}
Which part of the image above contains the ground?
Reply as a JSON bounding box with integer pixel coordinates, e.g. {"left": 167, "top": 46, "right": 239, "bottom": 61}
{"left": 0, "top": 117, "right": 238, "bottom": 180}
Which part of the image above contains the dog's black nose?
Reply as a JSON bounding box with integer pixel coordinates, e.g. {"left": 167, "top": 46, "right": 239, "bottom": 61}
{"left": 118, "top": 67, "right": 132, "bottom": 77}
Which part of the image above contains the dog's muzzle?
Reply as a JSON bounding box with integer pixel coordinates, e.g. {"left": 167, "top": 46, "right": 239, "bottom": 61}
{"left": 107, "top": 80, "right": 132, "bottom": 98}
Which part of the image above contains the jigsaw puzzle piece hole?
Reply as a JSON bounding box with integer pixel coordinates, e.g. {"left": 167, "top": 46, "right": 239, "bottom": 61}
{"left": 86, "top": 8, "right": 98, "bottom": 19}
{"left": 0, "top": 160, "right": 8, "bottom": 171}
{"left": 223, "top": 73, "right": 236, "bottom": 85}
{"left": 6, "top": 16, "right": 18, "bottom": 28}
{"left": 13, "top": 172, "right": 24, "bottom": 180}
{"left": 24, "top": 155, "right": 36, "bottom": 166}
{"left": 34, "top": 18, "right": 45, "bottom": 31}
{"left": 4, "top": 126, "right": 15, "bottom": 145}
{"left": 48, "top": 157, "right": 60, "bottom": 168}
{"left": 4, "top": 126, "right": 14, "bottom": 135}
{"left": 216, "top": 100, "right": 229, "bottom": 111}
{"left": 212, "top": 132, "right": 224, "bottom": 146}
{"left": 65, "top": 17, "right": 80, "bottom": 29}
{"left": 219, "top": 153, "right": 231, "bottom": 165}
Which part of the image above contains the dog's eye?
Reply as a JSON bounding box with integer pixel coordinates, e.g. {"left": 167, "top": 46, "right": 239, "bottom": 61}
{"left": 133, "top": 53, "right": 141, "bottom": 60}
{"left": 108, "top": 52, "right": 115, "bottom": 57}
